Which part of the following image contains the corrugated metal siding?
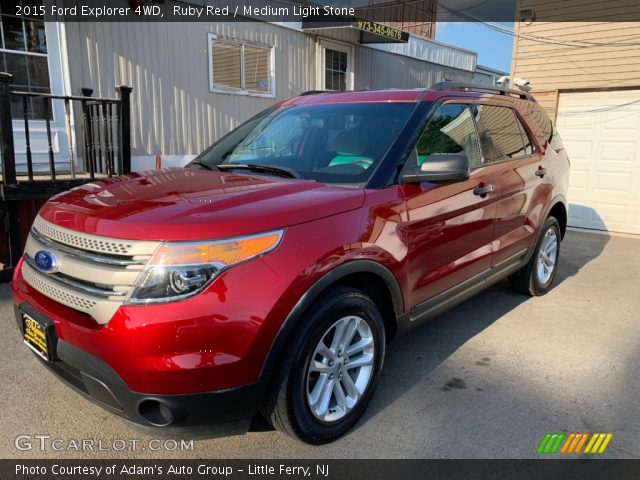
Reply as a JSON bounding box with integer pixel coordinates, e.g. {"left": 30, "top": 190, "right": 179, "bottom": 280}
{"left": 472, "top": 72, "right": 499, "bottom": 86}
{"left": 354, "top": 46, "right": 474, "bottom": 90}
{"left": 364, "top": 36, "right": 476, "bottom": 72}
{"left": 512, "top": 0, "right": 640, "bottom": 92}
{"left": 297, "top": 25, "right": 475, "bottom": 71}
{"left": 65, "top": 20, "right": 316, "bottom": 157}
{"left": 65, "top": 17, "right": 479, "bottom": 159}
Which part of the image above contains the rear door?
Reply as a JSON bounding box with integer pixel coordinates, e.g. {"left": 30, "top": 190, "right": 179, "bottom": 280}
{"left": 473, "top": 103, "right": 549, "bottom": 267}
{"left": 399, "top": 102, "right": 500, "bottom": 308}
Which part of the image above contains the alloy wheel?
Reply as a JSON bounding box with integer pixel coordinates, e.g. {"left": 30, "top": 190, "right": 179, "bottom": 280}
{"left": 305, "top": 315, "right": 375, "bottom": 423}
{"left": 536, "top": 227, "right": 558, "bottom": 285}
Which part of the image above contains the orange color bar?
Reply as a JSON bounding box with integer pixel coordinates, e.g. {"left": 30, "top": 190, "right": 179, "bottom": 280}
{"left": 567, "top": 434, "right": 581, "bottom": 453}
{"left": 574, "top": 433, "right": 589, "bottom": 453}
{"left": 560, "top": 434, "right": 575, "bottom": 454}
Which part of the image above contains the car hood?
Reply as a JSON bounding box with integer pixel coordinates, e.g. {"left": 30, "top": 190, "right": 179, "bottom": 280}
{"left": 38, "top": 168, "right": 365, "bottom": 241}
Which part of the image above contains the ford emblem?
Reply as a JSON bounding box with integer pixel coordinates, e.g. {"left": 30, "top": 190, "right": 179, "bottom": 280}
{"left": 34, "top": 250, "right": 58, "bottom": 273}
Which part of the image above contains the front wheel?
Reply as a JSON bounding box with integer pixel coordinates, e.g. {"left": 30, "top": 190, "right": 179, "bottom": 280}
{"left": 509, "top": 216, "right": 561, "bottom": 296}
{"left": 262, "top": 286, "right": 386, "bottom": 444}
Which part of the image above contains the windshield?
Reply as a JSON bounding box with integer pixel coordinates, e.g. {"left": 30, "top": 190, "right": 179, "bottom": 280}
{"left": 191, "top": 102, "right": 416, "bottom": 185}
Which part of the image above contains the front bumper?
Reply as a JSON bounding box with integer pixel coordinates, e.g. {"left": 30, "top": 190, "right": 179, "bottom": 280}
{"left": 15, "top": 302, "right": 265, "bottom": 428}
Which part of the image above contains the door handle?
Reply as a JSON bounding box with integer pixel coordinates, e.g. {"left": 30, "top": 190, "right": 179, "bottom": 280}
{"left": 473, "top": 184, "right": 494, "bottom": 196}
{"left": 535, "top": 167, "right": 548, "bottom": 178}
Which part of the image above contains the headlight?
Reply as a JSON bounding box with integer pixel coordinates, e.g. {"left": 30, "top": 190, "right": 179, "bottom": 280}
{"left": 125, "top": 230, "right": 283, "bottom": 304}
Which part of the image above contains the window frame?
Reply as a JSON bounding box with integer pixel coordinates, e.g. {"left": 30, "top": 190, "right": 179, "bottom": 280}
{"left": 431, "top": 98, "right": 541, "bottom": 169}
{"left": 0, "top": 1, "right": 52, "bottom": 119}
{"left": 318, "top": 38, "right": 354, "bottom": 92}
{"left": 398, "top": 98, "right": 543, "bottom": 179}
{"left": 472, "top": 103, "right": 538, "bottom": 166}
{"left": 413, "top": 102, "right": 484, "bottom": 168}
{"left": 208, "top": 33, "right": 275, "bottom": 98}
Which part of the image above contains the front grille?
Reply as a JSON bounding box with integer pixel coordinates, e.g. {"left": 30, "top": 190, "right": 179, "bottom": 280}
{"left": 22, "top": 216, "right": 160, "bottom": 324}
{"left": 22, "top": 263, "right": 98, "bottom": 311}
{"left": 33, "top": 216, "right": 134, "bottom": 256}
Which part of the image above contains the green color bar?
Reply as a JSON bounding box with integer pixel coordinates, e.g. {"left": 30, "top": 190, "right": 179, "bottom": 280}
{"left": 537, "top": 433, "right": 553, "bottom": 454}
{"left": 545, "top": 434, "right": 558, "bottom": 453}
{"left": 550, "top": 433, "right": 566, "bottom": 453}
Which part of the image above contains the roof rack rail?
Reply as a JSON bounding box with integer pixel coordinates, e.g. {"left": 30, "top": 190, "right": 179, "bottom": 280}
{"left": 430, "top": 81, "right": 535, "bottom": 101}
{"left": 299, "top": 90, "right": 330, "bottom": 96}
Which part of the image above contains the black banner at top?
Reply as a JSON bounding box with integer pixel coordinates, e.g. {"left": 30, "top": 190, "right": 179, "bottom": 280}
{"left": 4, "top": 0, "right": 640, "bottom": 23}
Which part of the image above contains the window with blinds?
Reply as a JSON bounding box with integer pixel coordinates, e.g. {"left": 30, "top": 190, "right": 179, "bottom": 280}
{"left": 209, "top": 35, "right": 273, "bottom": 95}
{"left": 211, "top": 40, "right": 241, "bottom": 89}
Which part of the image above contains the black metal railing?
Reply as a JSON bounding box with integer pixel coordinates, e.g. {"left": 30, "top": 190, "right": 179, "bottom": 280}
{"left": 0, "top": 74, "right": 132, "bottom": 182}
{"left": 0, "top": 71, "right": 132, "bottom": 281}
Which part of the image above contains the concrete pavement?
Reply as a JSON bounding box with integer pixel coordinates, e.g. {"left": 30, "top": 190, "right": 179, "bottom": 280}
{"left": 0, "top": 230, "right": 638, "bottom": 459}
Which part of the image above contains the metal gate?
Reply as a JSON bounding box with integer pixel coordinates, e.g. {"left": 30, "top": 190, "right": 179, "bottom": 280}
{"left": 0, "top": 72, "right": 133, "bottom": 282}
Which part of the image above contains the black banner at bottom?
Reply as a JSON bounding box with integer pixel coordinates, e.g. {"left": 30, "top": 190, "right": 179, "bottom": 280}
{"left": 4, "top": 459, "right": 640, "bottom": 480}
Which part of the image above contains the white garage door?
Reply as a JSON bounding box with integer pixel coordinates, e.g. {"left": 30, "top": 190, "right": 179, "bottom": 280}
{"left": 556, "top": 90, "right": 640, "bottom": 235}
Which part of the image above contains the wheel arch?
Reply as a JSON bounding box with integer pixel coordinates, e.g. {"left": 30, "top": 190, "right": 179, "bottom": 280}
{"left": 258, "top": 260, "right": 403, "bottom": 385}
{"left": 547, "top": 197, "right": 568, "bottom": 239}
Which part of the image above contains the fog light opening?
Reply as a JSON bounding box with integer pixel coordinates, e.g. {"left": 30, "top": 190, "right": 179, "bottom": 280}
{"left": 138, "top": 399, "right": 175, "bottom": 427}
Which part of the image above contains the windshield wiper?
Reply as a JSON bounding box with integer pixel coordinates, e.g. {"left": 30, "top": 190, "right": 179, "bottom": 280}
{"left": 217, "top": 164, "right": 302, "bottom": 179}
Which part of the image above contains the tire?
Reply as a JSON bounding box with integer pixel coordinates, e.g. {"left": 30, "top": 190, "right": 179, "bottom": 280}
{"left": 262, "top": 286, "right": 386, "bottom": 444}
{"left": 509, "top": 216, "right": 561, "bottom": 296}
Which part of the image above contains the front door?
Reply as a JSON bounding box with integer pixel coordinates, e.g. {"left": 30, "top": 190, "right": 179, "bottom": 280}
{"left": 399, "top": 102, "right": 499, "bottom": 308}
{"left": 318, "top": 39, "right": 353, "bottom": 92}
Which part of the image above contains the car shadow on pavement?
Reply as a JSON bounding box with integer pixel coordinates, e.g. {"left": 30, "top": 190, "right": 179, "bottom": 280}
{"left": 348, "top": 227, "right": 611, "bottom": 435}
{"left": 246, "top": 228, "right": 611, "bottom": 436}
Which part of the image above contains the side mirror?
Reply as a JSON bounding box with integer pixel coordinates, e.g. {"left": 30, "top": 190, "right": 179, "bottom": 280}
{"left": 400, "top": 153, "right": 470, "bottom": 183}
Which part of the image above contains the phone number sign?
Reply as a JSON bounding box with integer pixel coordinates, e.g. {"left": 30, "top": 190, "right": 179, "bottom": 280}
{"left": 353, "top": 19, "right": 409, "bottom": 42}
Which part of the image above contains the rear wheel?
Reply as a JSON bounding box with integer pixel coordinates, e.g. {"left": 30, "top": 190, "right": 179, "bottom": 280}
{"left": 509, "top": 216, "right": 561, "bottom": 296}
{"left": 262, "top": 286, "right": 385, "bottom": 444}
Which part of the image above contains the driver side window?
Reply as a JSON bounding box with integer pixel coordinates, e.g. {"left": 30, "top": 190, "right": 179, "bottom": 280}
{"left": 414, "top": 103, "right": 482, "bottom": 168}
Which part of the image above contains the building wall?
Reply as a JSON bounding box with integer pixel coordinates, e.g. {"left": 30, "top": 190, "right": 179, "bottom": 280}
{"left": 64, "top": 21, "right": 317, "bottom": 168}
{"left": 473, "top": 66, "right": 505, "bottom": 86}
{"left": 511, "top": 0, "right": 640, "bottom": 109}
{"left": 354, "top": 46, "right": 474, "bottom": 91}
{"left": 510, "top": 1, "right": 640, "bottom": 235}
{"left": 64, "top": 17, "right": 484, "bottom": 168}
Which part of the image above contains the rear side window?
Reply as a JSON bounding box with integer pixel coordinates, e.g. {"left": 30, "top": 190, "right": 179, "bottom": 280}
{"left": 414, "top": 103, "right": 483, "bottom": 167}
{"left": 474, "top": 105, "right": 532, "bottom": 163}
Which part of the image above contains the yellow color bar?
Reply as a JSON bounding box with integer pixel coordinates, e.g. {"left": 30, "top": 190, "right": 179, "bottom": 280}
{"left": 556, "top": 433, "right": 613, "bottom": 455}
{"left": 584, "top": 433, "right": 599, "bottom": 454}
{"left": 597, "top": 433, "right": 613, "bottom": 453}
{"left": 590, "top": 434, "right": 606, "bottom": 453}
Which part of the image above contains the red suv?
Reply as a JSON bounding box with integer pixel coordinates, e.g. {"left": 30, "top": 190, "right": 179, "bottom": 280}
{"left": 12, "top": 83, "right": 569, "bottom": 444}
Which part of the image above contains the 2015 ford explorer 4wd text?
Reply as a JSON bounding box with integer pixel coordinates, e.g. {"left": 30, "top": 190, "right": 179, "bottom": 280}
{"left": 12, "top": 83, "right": 569, "bottom": 444}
